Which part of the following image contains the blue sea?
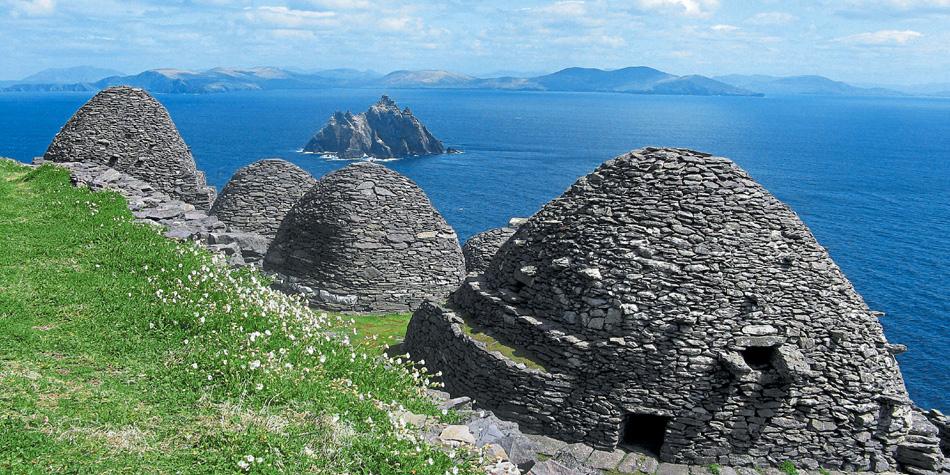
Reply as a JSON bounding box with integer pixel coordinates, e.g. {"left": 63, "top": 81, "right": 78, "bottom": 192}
{"left": 1, "top": 89, "right": 947, "bottom": 411}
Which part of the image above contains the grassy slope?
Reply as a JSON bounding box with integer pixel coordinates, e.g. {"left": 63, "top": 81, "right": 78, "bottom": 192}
{"left": 0, "top": 161, "right": 475, "bottom": 474}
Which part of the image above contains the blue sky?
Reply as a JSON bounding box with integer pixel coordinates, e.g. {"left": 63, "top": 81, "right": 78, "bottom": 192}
{"left": 2, "top": 0, "right": 949, "bottom": 84}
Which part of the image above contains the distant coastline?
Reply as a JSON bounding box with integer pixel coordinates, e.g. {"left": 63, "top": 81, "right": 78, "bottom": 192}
{"left": 4, "top": 65, "right": 946, "bottom": 98}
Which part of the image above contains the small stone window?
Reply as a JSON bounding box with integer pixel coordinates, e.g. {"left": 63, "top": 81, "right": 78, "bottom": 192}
{"left": 620, "top": 413, "right": 670, "bottom": 455}
{"left": 741, "top": 345, "right": 778, "bottom": 370}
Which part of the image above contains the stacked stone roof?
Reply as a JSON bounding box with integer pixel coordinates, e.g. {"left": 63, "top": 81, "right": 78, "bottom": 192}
{"left": 405, "top": 148, "right": 934, "bottom": 472}
{"left": 263, "top": 162, "right": 465, "bottom": 312}
{"left": 210, "top": 159, "right": 316, "bottom": 238}
{"left": 43, "top": 86, "right": 216, "bottom": 208}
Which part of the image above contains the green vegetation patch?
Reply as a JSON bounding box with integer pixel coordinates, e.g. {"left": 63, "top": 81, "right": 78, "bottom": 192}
{"left": 0, "top": 161, "right": 477, "bottom": 474}
{"left": 456, "top": 314, "right": 549, "bottom": 372}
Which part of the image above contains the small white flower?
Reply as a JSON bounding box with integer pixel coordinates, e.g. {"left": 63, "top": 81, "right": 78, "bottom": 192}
{"left": 255, "top": 383, "right": 263, "bottom": 391}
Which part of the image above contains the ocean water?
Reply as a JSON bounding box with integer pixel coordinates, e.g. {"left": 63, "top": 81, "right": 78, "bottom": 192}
{"left": 1, "top": 89, "right": 947, "bottom": 411}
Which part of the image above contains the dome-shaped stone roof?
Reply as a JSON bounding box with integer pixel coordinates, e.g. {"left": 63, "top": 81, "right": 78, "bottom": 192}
{"left": 44, "top": 86, "right": 216, "bottom": 208}
{"left": 263, "top": 162, "right": 465, "bottom": 312}
{"left": 462, "top": 226, "right": 517, "bottom": 275}
{"left": 405, "top": 148, "right": 917, "bottom": 470}
{"left": 210, "top": 159, "right": 316, "bottom": 237}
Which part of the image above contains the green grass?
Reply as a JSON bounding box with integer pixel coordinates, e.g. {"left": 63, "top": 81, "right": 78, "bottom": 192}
{"left": 0, "top": 161, "right": 478, "bottom": 474}
{"left": 347, "top": 313, "right": 412, "bottom": 350}
{"left": 456, "top": 314, "right": 548, "bottom": 372}
{"left": 779, "top": 460, "right": 799, "bottom": 475}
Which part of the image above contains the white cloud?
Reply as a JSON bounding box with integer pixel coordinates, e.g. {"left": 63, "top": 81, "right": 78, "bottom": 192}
{"left": 747, "top": 11, "right": 797, "bottom": 25}
{"left": 3, "top": 0, "right": 55, "bottom": 16}
{"left": 307, "top": 0, "right": 371, "bottom": 9}
{"left": 711, "top": 24, "right": 739, "bottom": 32}
{"left": 637, "top": 0, "right": 719, "bottom": 17}
{"left": 378, "top": 16, "right": 421, "bottom": 32}
{"left": 243, "top": 6, "right": 336, "bottom": 28}
{"left": 537, "top": 0, "right": 588, "bottom": 17}
{"left": 839, "top": 29, "right": 923, "bottom": 45}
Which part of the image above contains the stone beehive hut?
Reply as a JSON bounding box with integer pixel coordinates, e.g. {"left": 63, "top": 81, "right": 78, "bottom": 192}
{"left": 210, "top": 159, "right": 316, "bottom": 238}
{"left": 44, "top": 86, "right": 216, "bottom": 208}
{"left": 405, "top": 148, "right": 936, "bottom": 472}
{"left": 263, "top": 162, "right": 465, "bottom": 312}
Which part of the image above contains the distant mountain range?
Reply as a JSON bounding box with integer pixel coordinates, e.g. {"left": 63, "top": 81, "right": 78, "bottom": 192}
{"left": 713, "top": 74, "right": 905, "bottom": 97}
{"left": 3, "top": 65, "right": 946, "bottom": 98}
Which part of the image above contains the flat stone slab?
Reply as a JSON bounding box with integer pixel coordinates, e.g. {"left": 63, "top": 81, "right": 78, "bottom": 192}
{"left": 587, "top": 448, "right": 625, "bottom": 470}
{"left": 657, "top": 463, "right": 692, "bottom": 475}
{"left": 558, "top": 443, "right": 593, "bottom": 462}
{"left": 526, "top": 434, "right": 568, "bottom": 455}
{"left": 528, "top": 460, "right": 586, "bottom": 475}
{"left": 439, "top": 425, "right": 475, "bottom": 445}
{"left": 617, "top": 452, "right": 660, "bottom": 474}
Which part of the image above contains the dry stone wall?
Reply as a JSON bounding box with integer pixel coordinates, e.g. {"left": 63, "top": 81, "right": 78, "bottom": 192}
{"left": 263, "top": 162, "right": 465, "bottom": 312}
{"left": 406, "top": 147, "right": 943, "bottom": 473}
{"left": 210, "top": 159, "right": 316, "bottom": 238}
{"left": 37, "top": 159, "right": 269, "bottom": 266}
{"left": 43, "top": 86, "right": 216, "bottom": 209}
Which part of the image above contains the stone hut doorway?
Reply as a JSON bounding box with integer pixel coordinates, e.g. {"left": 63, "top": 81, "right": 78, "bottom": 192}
{"left": 620, "top": 413, "right": 671, "bottom": 455}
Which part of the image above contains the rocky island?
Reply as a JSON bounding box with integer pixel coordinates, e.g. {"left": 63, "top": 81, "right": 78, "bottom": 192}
{"left": 302, "top": 95, "right": 450, "bottom": 159}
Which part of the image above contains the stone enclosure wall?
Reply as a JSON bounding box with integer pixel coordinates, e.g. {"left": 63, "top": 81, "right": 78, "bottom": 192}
{"left": 264, "top": 162, "right": 466, "bottom": 312}
{"left": 43, "top": 86, "right": 216, "bottom": 209}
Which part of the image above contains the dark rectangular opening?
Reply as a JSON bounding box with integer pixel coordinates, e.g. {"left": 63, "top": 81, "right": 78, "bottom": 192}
{"left": 741, "top": 346, "right": 778, "bottom": 370}
{"left": 620, "top": 413, "right": 670, "bottom": 455}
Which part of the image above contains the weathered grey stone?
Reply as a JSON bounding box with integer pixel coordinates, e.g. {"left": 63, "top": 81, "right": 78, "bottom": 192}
{"left": 43, "top": 86, "right": 215, "bottom": 208}
{"left": 210, "top": 159, "right": 316, "bottom": 237}
{"left": 527, "top": 460, "right": 586, "bottom": 475}
{"left": 526, "top": 434, "right": 569, "bottom": 456}
{"left": 404, "top": 148, "right": 930, "bottom": 472}
{"left": 303, "top": 95, "right": 445, "bottom": 159}
{"left": 657, "top": 463, "right": 691, "bottom": 475}
{"left": 439, "top": 425, "right": 475, "bottom": 445}
{"left": 587, "top": 448, "right": 625, "bottom": 470}
{"left": 462, "top": 226, "right": 517, "bottom": 274}
{"left": 618, "top": 451, "right": 661, "bottom": 473}
{"left": 484, "top": 443, "right": 509, "bottom": 461}
{"left": 264, "top": 162, "right": 465, "bottom": 312}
